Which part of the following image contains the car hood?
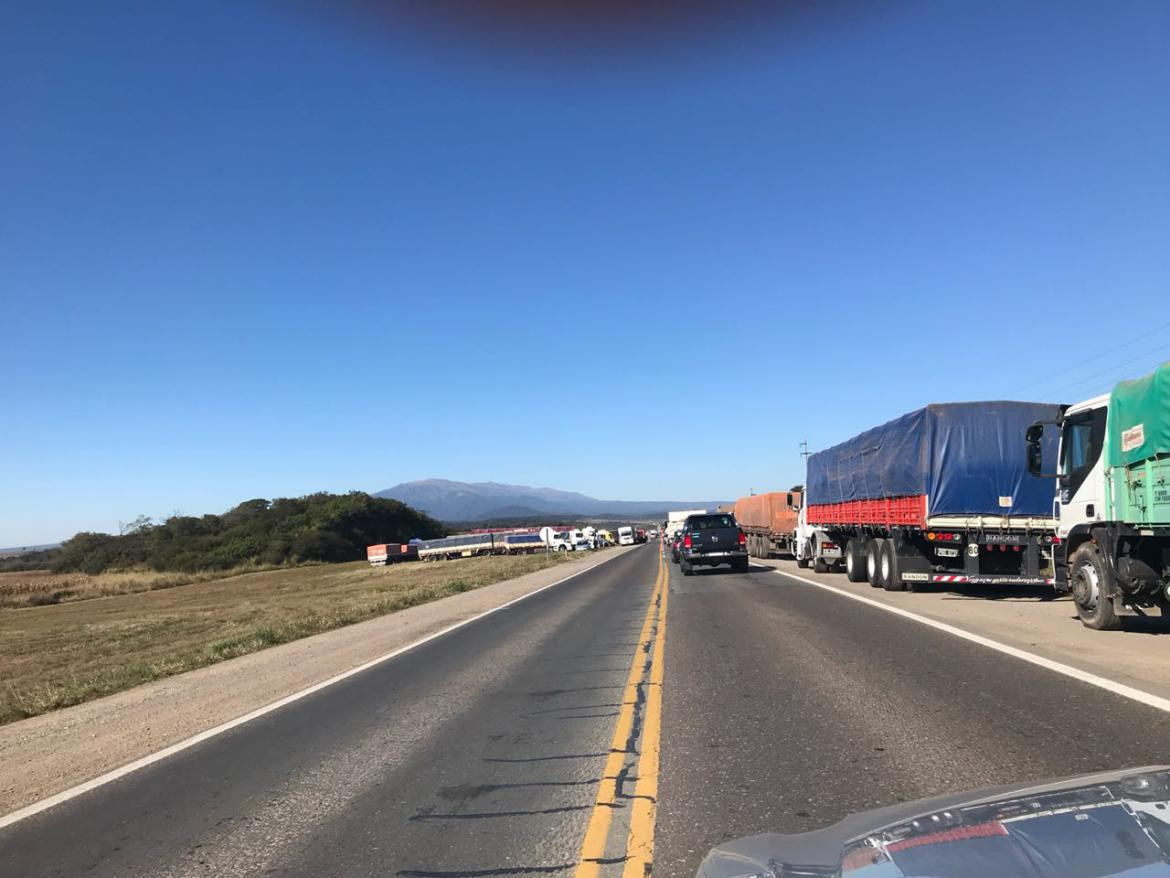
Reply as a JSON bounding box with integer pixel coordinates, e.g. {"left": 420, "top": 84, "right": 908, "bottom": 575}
{"left": 697, "top": 766, "right": 1170, "bottom": 878}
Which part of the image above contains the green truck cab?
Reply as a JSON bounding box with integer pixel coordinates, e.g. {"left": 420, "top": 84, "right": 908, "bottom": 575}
{"left": 1027, "top": 363, "right": 1170, "bottom": 629}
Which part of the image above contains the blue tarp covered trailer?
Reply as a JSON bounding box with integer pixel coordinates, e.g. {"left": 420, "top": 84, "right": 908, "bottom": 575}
{"left": 806, "top": 401, "right": 1061, "bottom": 524}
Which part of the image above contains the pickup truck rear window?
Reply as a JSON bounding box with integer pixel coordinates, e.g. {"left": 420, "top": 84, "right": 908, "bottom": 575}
{"left": 688, "top": 515, "right": 736, "bottom": 530}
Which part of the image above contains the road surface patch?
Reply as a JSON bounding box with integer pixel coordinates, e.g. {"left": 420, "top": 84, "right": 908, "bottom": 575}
{"left": 776, "top": 569, "right": 1170, "bottom": 715}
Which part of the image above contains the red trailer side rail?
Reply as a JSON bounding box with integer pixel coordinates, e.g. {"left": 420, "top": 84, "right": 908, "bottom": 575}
{"left": 805, "top": 495, "right": 927, "bottom": 528}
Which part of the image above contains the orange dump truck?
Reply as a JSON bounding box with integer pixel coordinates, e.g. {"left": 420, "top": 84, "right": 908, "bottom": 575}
{"left": 732, "top": 489, "right": 802, "bottom": 559}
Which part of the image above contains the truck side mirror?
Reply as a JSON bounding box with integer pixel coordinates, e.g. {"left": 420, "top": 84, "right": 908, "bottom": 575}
{"left": 786, "top": 492, "right": 793, "bottom": 508}
{"left": 1025, "top": 423, "right": 1044, "bottom": 476}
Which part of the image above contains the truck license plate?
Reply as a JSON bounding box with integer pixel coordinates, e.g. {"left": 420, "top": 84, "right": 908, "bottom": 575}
{"left": 936, "top": 547, "right": 959, "bottom": 558}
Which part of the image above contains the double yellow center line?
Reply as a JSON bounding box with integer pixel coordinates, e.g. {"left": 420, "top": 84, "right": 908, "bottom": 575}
{"left": 574, "top": 550, "right": 669, "bottom": 878}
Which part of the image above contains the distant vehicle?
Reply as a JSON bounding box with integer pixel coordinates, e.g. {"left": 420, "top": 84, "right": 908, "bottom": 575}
{"left": 678, "top": 513, "right": 749, "bottom": 575}
{"left": 1027, "top": 363, "right": 1170, "bottom": 629}
{"left": 634, "top": 528, "right": 647, "bottom": 544}
{"left": 595, "top": 529, "right": 615, "bottom": 547}
{"left": 573, "top": 538, "right": 592, "bottom": 551}
{"left": 670, "top": 533, "right": 683, "bottom": 563}
{"left": 733, "top": 490, "right": 801, "bottom": 559}
{"left": 805, "top": 402, "right": 1060, "bottom": 588}
{"left": 366, "top": 543, "right": 419, "bottom": 566}
{"left": 416, "top": 533, "right": 498, "bottom": 561}
{"left": 617, "top": 526, "right": 635, "bottom": 546}
{"left": 538, "top": 527, "right": 573, "bottom": 552}
{"left": 648, "top": 528, "right": 658, "bottom": 539}
{"left": 666, "top": 508, "right": 707, "bottom": 538}
{"left": 499, "top": 533, "right": 545, "bottom": 554}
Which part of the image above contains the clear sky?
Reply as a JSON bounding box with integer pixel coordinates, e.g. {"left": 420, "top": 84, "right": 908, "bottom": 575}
{"left": 3, "top": 1, "right": 1169, "bottom": 546}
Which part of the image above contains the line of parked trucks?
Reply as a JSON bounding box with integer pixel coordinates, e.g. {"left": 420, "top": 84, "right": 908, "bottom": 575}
{"left": 710, "top": 363, "right": 1170, "bottom": 632}
{"left": 366, "top": 523, "right": 650, "bottom": 566}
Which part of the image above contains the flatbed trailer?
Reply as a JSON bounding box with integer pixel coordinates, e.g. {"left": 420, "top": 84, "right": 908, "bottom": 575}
{"left": 805, "top": 402, "right": 1061, "bottom": 589}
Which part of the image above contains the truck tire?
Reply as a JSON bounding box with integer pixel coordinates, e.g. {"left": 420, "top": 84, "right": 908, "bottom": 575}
{"left": 681, "top": 558, "right": 694, "bottom": 576}
{"left": 796, "top": 539, "right": 811, "bottom": 568}
{"left": 813, "top": 557, "right": 829, "bottom": 574}
{"left": 866, "top": 540, "right": 882, "bottom": 588}
{"left": 845, "top": 539, "right": 867, "bottom": 583}
{"left": 880, "top": 539, "right": 906, "bottom": 591}
{"left": 1069, "top": 544, "right": 1121, "bottom": 630}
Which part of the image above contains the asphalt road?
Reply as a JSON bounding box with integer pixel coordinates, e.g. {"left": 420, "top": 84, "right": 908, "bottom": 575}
{"left": 5, "top": 542, "right": 1170, "bottom": 877}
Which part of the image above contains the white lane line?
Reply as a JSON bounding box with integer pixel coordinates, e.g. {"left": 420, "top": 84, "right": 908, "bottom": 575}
{"left": 773, "top": 568, "right": 1170, "bottom": 714}
{"left": 0, "top": 548, "right": 638, "bottom": 830}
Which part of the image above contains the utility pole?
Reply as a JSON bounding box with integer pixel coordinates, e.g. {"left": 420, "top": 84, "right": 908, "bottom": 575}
{"left": 800, "top": 440, "right": 810, "bottom": 460}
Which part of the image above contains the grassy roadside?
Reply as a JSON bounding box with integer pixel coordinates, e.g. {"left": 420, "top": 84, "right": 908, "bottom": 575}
{"left": 0, "top": 551, "right": 587, "bottom": 725}
{"left": 0, "top": 565, "right": 294, "bottom": 609}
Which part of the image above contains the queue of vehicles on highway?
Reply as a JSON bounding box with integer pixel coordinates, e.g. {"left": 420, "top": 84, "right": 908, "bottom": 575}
{"left": 366, "top": 523, "right": 652, "bottom": 566}
{"left": 663, "top": 363, "right": 1170, "bottom": 633}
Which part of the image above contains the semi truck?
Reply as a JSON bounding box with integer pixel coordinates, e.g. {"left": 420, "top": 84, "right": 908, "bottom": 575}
{"left": 804, "top": 401, "right": 1061, "bottom": 589}
{"left": 366, "top": 543, "right": 419, "bottom": 566}
{"left": 665, "top": 509, "right": 707, "bottom": 539}
{"left": 1026, "top": 363, "right": 1170, "bottom": 629}
{"left": 733, "top": 489, "right": 802, "bottom": 559}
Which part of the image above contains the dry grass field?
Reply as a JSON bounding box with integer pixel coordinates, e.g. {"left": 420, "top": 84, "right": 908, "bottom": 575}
{"left": 0, "top": 552, "right": 580, "bottom": 725}
{"left": 0, "top": 566, "right": 285, "bottom": 608}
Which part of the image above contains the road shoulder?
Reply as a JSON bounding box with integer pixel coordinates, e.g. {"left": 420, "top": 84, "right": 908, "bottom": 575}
{"left": 0, "top": 547, "right": 631, "bottom": 818}
{"left": 763, "top": 557, "right": 1170, "bottom": 705}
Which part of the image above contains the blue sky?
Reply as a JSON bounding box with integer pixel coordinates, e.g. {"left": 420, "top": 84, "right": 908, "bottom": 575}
{"left": 3, "top": 1, "right": 1169, "bottom": 545}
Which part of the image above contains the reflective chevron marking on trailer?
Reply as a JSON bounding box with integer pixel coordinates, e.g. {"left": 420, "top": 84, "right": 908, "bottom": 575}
{"left": 929, "top": 575, "right": 1057, "bottom": 584}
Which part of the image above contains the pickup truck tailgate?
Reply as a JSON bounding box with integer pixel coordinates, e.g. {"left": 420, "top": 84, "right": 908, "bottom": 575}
{"left": 686, "top": 514, "right": 743, "bottom": 556}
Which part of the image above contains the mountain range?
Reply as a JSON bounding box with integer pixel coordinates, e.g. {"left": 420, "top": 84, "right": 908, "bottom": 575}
{"left": 375, "top": 479, "right": 726, "bottom": 523}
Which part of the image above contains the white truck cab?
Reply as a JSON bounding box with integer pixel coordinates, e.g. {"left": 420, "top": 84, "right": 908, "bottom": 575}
{"left": 539, "top": 526, "right": 573, "bottom": 553}
{"left": 617, "top": 526, "right": 635, "bottom": 546}
{"left": 793, "top": 504, "right": 841, "bottom": 572}
{"left": 1054, "top": 393, "right": 1109, "bottom": 543}
{"left": 1028, "top": 369, "right": 1170, "bottom": 629}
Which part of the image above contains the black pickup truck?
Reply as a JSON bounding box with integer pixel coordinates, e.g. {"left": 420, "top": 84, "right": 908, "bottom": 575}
{"left": 678, "top": 513, "right": 749, "bottom": 575}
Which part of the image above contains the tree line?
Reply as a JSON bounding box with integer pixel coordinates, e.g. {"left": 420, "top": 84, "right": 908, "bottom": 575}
{"left": 45, "top": 492, "right": 447, "bottom": 574}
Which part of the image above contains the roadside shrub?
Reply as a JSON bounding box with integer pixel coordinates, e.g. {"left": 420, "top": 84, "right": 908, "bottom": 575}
{"left": 53, "top": 492, "right": 446, "bottom": 574}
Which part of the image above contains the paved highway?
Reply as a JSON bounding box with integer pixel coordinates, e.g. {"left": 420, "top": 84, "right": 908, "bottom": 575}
{"left": 5, "top": 542, "right": 1170, "bottom": 877}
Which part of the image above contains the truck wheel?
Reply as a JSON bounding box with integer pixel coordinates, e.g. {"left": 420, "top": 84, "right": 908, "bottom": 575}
{"left": 845, "top": 539, "right": 867, "bottom": 583}
{"left": 880, "top": 539, "right": 906, "bottom": 591}
{"left": 813, "top": 557, "right": 829, "bottom": 574}
{"left": 796, "top": 554, "right": 810, "bottom": 569}
{"left": 866, "top": 541, "right": 882, "bottom": 588}
{"left": 1070, "top": 544, "right": 1121, "bottom": 630}
{"left": 681, "top": 559, "right": 694, "bottom": 576}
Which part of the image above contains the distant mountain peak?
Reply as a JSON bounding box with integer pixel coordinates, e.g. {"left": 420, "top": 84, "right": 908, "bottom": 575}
{"left": 375, "top": 479, "right": 724, "bottom": 523}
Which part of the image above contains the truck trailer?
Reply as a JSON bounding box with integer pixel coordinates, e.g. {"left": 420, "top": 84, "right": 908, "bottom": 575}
{"left": 366, "top": 543, "right": 419, "bottom": 566}
{"left": 733, "top": 489, "right": 801, "bottom": 559}
{"left": 1026, "top": 363, "right": 1170, "bottom": 629}
{"left": 804, "top": 401, "right": 1061, "bottom": 590}
{"left": 665, "top": 509, "right": 707, "bottom": 539}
